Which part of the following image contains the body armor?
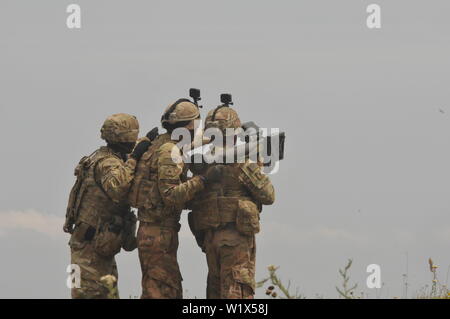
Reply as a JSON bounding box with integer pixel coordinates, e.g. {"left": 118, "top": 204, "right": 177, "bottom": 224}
{"left": 190, "top": 162, "right": 262, "bottom": 236}
{"left": 190, "top": 105, "right": 275, "bottom": 299}
{"left": 66, "top": 146, "right": 133, "bottom": 259}
{"left": 67, "top": 147, "right": 130, "bottom": 228}
{"left": 132, "top": 132, "right": 204, "bottom": 299}
{"left": 128, "top": 134, "right": 182, "bottom": 230}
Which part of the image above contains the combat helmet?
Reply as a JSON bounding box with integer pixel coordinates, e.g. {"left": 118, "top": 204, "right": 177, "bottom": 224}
{"left": 161, "top": 99, "right": 200, "bottom": 130}
{"left": 100, "top": 113, "right": 139, "bottom": 143}
{"left": 205, "top": 94, "right": 241, "bottom": 134}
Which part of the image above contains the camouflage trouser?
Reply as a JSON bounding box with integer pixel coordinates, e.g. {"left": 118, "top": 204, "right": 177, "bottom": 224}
{"left": 137, "top": 222, "right": 183, "bottom": 299}
{"left": 69, "top": 223, "right": 119, "bottom": 299}
{"left": 204, "top": 225, "right": 256, "bottom": 299}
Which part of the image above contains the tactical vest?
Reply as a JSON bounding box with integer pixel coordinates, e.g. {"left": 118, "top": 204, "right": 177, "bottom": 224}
{"left": 66, "top": 147, "right": 130, "bottom": 229}
{"left": 190, "top": 163, "right": 261, "bottom": 236}
{"left": 128, "top": 134, "right": 182, "bottom": 229}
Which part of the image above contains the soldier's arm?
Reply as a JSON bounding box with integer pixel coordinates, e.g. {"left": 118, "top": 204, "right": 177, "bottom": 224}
{"left": 239, "top": 161, "right": 275, "bottom": 205}
{"left": 96, "top": 157, "right": 137, "bottom": 202}
{"left": 157, "top": 143, "right": 205, "bottom": 208}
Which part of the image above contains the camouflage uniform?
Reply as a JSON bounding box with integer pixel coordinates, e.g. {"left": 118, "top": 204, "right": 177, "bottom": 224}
{"left": 128, "top": 100, "right": 205, "bottom": 299}
{"left": 189, "top": 107, "right": 275, "bottom": 299}
{"left": 65, "top": 113, "right": 139, "bottom": 299}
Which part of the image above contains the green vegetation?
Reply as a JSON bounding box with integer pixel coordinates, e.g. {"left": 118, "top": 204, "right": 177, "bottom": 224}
{"left": 257, "top": 258, "right": 450, "bottom": 299}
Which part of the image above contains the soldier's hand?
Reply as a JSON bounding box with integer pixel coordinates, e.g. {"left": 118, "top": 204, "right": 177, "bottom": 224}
{"left": 63, "top": 220, "right": 74, "bottom": 234}
{"left": 203, "top": 165, "right": 225, "bottom": 184}
{"left": 146, "top": 127, "right": 159, "bottom": 141}
{"left": 131, "top": 140, "right": 151, "bottom": 160}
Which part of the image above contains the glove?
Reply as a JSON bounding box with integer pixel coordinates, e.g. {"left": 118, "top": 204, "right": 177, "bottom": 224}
{"left": 190, "top": 153, "right": 206, "bottom": 175}
{"left": 63, "top": 219, "right": 74, "bottom": 234}
{"left": 122, "top": 213, "right": 137, "bottom": 252}
{"left": 201, "top": 165, "right": 225, "bottom": 184}
{"left": 130, "top": 140, "right": 151, "bottom": 160}
{"left": 130, "top": 128, "right": 159, "bottom": 160}
{"left": 146, "top": 127, "right": 159, "bottom": 141}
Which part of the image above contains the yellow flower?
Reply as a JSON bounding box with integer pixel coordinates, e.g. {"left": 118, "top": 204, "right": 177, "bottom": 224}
{"left": 267, "top": 265, "right": 277, "bottom": 272}
{"left": 100, "top": 275, "right": 117, "bottom": 287}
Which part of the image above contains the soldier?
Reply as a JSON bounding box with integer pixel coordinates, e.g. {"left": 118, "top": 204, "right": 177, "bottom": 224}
{"left": 128, "top": 99, "right": 220, "bottom": 299}
{"left": 188, "top": 105, "right": 275, "bottom": 299}
{"left": 64, "top": 113, "right": 150, "bottom": 299}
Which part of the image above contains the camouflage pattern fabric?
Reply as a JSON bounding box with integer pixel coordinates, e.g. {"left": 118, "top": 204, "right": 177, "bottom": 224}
{"left": 100, "top": 113, "right": 139, "bottom": 143}
{"left": 137, "top": 223, "right": 182, "bottom": 299}
{"left": 190, "top": 159, "right": 275, "bottom": 299}
{"left": 204, "top": 226, "right": 256, "bottom": 299}
{"left": 97, "top": 153, "right": 137, "bottom": 203}
{"left": 132, "top": 133, "right": 205, "bottom": 299}
{"left": 70, "top": 224, "right": 119, "bottom": 299}
{"left": 68, "top": 146, "right": 137, "bottom": 299}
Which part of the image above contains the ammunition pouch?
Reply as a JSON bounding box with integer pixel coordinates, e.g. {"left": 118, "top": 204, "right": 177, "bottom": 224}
{"left": 94, "top": 215, "right": 124, "bottom": 258}
{"left": 236, "top": 200, "right": 260, "bottom": 236}
{"left": 69, "top": 222, "right": 93, "bottom": 251}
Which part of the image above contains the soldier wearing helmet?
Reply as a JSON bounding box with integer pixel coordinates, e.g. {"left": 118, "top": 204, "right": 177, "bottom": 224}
{"left": 188, "top": 103, "right": 275, "bottom": 299}
{"left": 64, "top": 113, "right": 149, "bottom": 299}
{"left": 128, "top": 98, "right": 222, "bottom": 299}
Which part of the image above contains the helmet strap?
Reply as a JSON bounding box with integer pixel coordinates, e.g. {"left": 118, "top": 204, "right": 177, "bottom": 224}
{"left": 161, "top": 98, "right": 192, "bottom": 123}
{"left": 211, "top": 105, "right": 229, "bottom": 122}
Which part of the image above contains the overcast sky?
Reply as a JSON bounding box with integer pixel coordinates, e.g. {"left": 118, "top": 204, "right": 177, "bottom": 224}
{"left": 1, "top": 0, "right": 450, "bottom": 299}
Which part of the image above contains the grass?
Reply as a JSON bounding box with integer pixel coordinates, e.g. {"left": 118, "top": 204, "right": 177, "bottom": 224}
{"left": 100, "top": 258, "right": 450, "bottom": 299}
{"left": 256, "top": 265, "right": 304, "bottom": 299}
{"left": 256, "top": 257, "right": 450, "bottom": 299}
{"left": 336, "top": 259, "right": 358, "bottom": 299}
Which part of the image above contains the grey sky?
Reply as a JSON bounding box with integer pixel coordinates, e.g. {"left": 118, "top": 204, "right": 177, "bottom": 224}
{"left": 1, "top": 0, "right": 450, "bottom": 298}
